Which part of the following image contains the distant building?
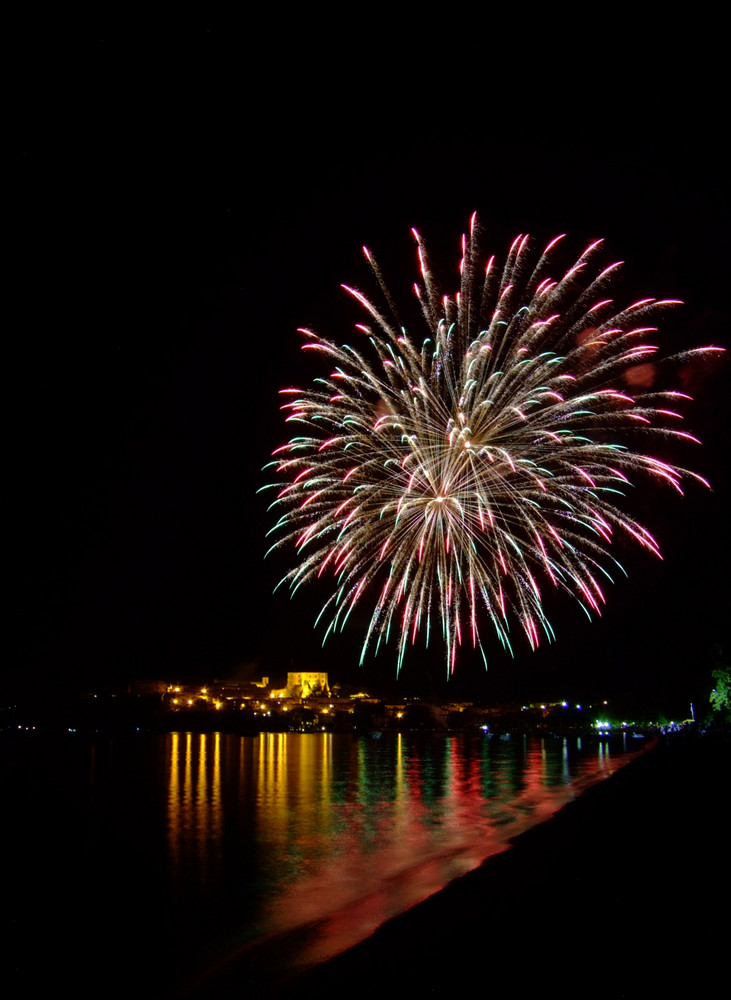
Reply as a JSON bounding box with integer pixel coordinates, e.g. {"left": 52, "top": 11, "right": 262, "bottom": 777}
{"left": 270, "top": 672, "right": 330, "bottom": 700}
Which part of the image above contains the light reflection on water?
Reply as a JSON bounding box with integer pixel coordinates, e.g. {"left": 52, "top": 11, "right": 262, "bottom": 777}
{"left": 162, "top": 731, "right": 639, "bottom": 989}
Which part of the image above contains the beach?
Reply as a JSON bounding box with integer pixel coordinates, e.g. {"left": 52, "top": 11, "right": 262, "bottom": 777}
{"left": 268, "top": 728, "right": 730, "bottom": 998}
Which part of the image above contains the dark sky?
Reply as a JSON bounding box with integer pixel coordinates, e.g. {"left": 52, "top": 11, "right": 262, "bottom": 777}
{"left": 8, "top": 21, "right": 729, "bottom": 711}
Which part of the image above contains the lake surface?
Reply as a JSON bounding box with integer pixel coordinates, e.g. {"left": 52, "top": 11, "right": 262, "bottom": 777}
{"left": 4, "top": 729, "right": 643, "bottom": 997}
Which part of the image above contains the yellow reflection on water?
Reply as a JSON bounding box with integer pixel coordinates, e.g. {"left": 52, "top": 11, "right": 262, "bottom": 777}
{"left": 254, "top": 733, "right": 333, "bottom": 848}
{"left": 167, "top": 732, "right": 223, "bottom": 881}
{"left": 163, "top": 729, "right": 639, "bottom": 985}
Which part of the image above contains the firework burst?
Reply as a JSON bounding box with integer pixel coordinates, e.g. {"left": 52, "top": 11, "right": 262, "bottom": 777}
{"left": 262, "top": 216, "right": 722, "bottom": 674}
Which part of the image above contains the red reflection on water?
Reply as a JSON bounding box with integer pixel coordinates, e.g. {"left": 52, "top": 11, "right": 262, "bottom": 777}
{"left": 200, "top": 734, "right": 636, "bottom": 984}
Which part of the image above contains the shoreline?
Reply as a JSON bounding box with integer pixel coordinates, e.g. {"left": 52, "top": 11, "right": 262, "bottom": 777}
{"left": 268, "top": 727, "right": 729, "bottom": 998}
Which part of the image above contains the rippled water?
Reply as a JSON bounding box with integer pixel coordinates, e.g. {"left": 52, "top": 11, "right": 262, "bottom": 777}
{"left": 5, "top": 730, "right": 642, "bottom": 997}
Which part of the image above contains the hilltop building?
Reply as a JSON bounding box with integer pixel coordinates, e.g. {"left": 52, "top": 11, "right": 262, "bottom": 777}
{"left": 270, "top": 672, "right": 330, "bottom": 700}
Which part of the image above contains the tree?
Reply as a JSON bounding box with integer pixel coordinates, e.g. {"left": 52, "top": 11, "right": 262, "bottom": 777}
{"left": 709, "top": 648, "right": 731, "bottom": 721}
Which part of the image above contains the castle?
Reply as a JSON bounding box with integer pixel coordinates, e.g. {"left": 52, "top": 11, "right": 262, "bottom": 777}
{"left": 269, "top": 671, "right": 330, "bottom": 700}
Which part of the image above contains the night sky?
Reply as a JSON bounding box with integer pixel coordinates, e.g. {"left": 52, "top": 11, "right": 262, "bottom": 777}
{"left": 8, "top": 21, "right": 729, "bottom": 713}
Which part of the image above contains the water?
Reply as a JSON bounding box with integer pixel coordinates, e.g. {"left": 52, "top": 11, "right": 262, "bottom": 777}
{"left": 4, "top": 729, "right": 642, "bottom": 997}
